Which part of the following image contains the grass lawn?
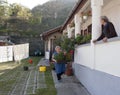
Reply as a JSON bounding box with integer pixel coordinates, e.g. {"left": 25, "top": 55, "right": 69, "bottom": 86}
{"left": 0, "top": 57, "right": 41, "bottom": 95}
{"left": 0, "top": 57, "right": 57, "bottom": 95}
{"left": 32, "top": 64, "right": 57, "bottom": 95}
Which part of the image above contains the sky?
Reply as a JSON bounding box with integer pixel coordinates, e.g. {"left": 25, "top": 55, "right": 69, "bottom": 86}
{"left": 7, "top": 0, "right": 50, "bottom": 9}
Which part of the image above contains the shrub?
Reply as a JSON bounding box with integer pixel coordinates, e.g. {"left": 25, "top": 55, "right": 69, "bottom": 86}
{"left": 75, "top": 34, "right": 83, "bottom": 45}
{"left": 54, "top": 52, "right": 65, "bottom": 63}
{"left": 61, "top": 36, "right": 75, "bottom": 52}
{"left": 65, "top": 52, "right": 72, "bottom": 62}
{"left": 75, "top": 34, "right": 91, "bottom": 45}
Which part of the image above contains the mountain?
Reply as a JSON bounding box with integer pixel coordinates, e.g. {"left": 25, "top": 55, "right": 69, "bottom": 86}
{"left": 31, "top": 0, "right": 77, "bottom": 33}
{"left": 0, "top": 0, "right": 77, "bottom": 37}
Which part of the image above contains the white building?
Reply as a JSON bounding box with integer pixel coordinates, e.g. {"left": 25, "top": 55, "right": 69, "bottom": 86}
{"left": 42, "top": 0, "right": 120, "bottom": 95}
{"left": 41, "top": 26, "right": 62, "bottom": 60}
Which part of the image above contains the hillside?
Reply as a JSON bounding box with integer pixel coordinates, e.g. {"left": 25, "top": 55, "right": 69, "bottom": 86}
{"left": 0, "top": 0, "right": 77, "bottom": 36}
{"left": 0, "top": 0, "right": 77, "bottom": 55}
{"left": 31, "top": 0, "right": 77, "bottom": 34}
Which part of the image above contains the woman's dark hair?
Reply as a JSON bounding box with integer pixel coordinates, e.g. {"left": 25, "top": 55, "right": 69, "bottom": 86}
{"left": 101, "top": 16, "right": 109, "bottom": 22}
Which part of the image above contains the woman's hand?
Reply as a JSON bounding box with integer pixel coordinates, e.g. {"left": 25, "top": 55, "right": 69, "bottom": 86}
{"left": 103, "top": 37, "right": 108, "bottom": 42}
{"left": 93, "top": 40, "right": 97, "bottom": 43}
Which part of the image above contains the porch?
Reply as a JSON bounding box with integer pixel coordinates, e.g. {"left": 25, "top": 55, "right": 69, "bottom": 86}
{"left": 61, "top": 0, "right": 120, "bottom": 95}
{"left": 41, "top": 0, "right": 120, "bottom": 94}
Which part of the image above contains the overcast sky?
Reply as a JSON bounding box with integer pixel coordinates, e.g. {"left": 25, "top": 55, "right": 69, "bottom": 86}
{"left": 7, "top": 0, "right": 50, "bottom": 9}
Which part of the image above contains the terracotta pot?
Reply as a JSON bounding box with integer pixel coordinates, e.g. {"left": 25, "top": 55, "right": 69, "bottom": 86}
{"left": 65, "top": 68, "right": 73, "bottom": 76}
{"left": 65, "top": 63, "right": 73, "bottom": 76}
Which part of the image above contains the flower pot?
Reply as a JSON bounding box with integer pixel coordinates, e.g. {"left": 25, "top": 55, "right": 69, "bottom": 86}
{"left": 65, "top": 63, "right": 73, "bottom": 76}
{"left": 65, "top": 68, "right": 73, "bottom": 76}
{"left": 57, "top": 60, "right": 66, "bottom": 64}
{"left": 28, "top": 59, "right": 33, "bottom": 64}
{"left": 23, "top": 66, "right": 29, "bottom": 71}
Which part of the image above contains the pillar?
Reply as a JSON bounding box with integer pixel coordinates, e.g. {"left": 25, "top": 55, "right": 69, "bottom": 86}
{"left": 90, "top": 0, "right": 103, "bottom": 69}
{"left": 91, "top": 0, "right": 103, "bottom": 41}
{"left": 74, "top": 14, "right": 82, "bottom": 38}
{"left": 67, "top": 24, "right": 72, "bottom": 38}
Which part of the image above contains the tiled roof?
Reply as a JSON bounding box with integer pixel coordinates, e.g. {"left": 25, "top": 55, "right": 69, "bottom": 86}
{"left": 61, "top": 0, "right": 87, "bottom": 31}
{"left": 41, "top": 26, "right": 62, "bottom": 38}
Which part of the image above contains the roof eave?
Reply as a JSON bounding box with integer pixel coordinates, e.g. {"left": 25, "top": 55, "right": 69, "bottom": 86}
{"left": 61, "top": 0, "right": 88, "bottom": 32}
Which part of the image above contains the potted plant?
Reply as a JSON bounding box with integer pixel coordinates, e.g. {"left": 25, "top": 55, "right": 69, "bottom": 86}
{"left": 75, "top": 34, "right": 84, "bottom": 45}
{"left": 85, "top": 34, "right": 91, "bottom": 43}
{"left": 61, "top": 36, "right": 75, "bottom": 52}
{"left": 54, "top": 52, "right": 65, "bottom": 63}
{"left": 75, "top": 34, "right": 91, "bottom": 45}
{"left": 54, "top": 36, "right": 75, "bottom": 76}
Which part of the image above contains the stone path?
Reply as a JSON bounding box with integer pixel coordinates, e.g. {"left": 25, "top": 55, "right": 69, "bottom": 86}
{"left": 52, "top": 71, "right": 91, "bottom": 95}
{"left": 37, "top": 58, "right": 50, "bottom": 67}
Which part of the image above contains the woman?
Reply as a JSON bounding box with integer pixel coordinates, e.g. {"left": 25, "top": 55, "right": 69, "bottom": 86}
{"left": 52, "top": 46, "right": 65, "bottom": 81}
{"left": 93, "top": 16, "right": 118, "bottom": 43}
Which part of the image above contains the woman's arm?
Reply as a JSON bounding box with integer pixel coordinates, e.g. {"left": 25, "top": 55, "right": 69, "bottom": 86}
{"left": 52, "top": 54, "right": 57, "bottom": 62}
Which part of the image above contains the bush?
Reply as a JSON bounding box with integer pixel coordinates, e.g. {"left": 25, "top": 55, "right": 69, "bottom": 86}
{"left": 85, "top": 34, "right": 91, "bottom": 43}
{"left": 75, "top": 34, "right": 83, "bottom": 45}
{"left": 61, "top": 36, "right": 75, "bottom": 52}
{"left": 75, "top": 34, "right": 91, "bottom": 45}
{"left": 65, "top": 52, "right": 72, "bottom": 62}
{"left": 54, "top": 52, "right": 65, "bottom": 63}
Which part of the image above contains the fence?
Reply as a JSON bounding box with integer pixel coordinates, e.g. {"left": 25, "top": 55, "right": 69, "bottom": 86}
{"left": 0, "top": 43, "right": 29, "bottom": 63}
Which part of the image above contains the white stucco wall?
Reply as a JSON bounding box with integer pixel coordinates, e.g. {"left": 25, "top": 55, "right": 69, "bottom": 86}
{"left": 95, "top": 39, "right": 120, "bottom": 77}
{"left": 48, "top": 39, "right": 51, "bottom": 51}
{"left": 74, "top": 38, "right": 120, "bottom": 77}
{"left": 45, "top": 51, "right": 50, "bottom": 60}
{"left": 47, "top": 32, "right": 61, "bottom": 52}
{"left": 82, "top": 17, "right": 92, "bottom": 30}
{"left": 45, "top": 32, "right": 62, "bottom": 60}
{"left": 74, "top": 44, "right": 93, "bottom": 68}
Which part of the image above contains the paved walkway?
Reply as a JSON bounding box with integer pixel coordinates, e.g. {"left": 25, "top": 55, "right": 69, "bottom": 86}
{"left": 37, "top": 58, "right": 50, "bottom": 66}
{"left": 52, "top": 71, "right": 91, "bottom": 95}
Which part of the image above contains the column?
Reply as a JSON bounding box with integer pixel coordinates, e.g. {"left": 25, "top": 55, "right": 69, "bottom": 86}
{"left": 91, "top": 0, "right": 103, "bottom": 69}
{"left": 91, "top": 0, "right": 103, "bottom": 41}
{"left": 74, "top": 14, "right": 82, "bottom": 38}
{"left": 67, "top": 24, "right": 72, "bottom": 38}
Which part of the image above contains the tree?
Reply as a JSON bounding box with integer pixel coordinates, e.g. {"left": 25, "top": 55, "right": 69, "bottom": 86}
{"left": 10, "top": 3, "right": 32, "bottom": 20}
{"left": 0, "top": 0, "right": 11, "bottom": 31}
